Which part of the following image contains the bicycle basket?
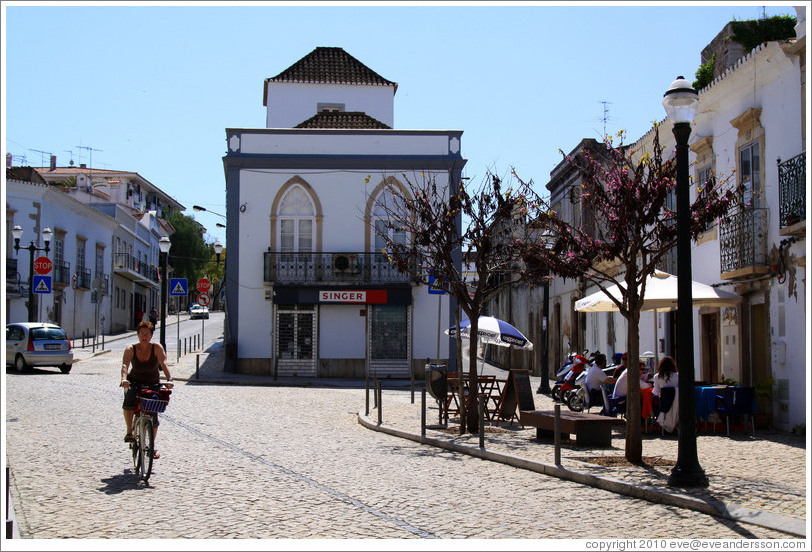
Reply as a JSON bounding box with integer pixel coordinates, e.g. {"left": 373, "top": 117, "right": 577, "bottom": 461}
{"left": 137, "top": 392, "right": 169, "bottom": 413}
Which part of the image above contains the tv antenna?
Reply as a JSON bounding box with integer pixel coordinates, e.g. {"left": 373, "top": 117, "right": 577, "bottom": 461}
{"left": 28, "top": 148, "right": 53, "bottom": 167}
{"left": 598, "top": 100, "right": 613, "bottom": 140}
{"left": 75, "top": 145, "right": 103, "bottom": 171}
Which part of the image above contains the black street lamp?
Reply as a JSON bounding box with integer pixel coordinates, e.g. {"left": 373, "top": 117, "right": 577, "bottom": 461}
{"left": 158, "top": 236, "right": 171, "bottom": 351}
{"left": 12, "top": 225, "right": 53, "bottom": 322}
{"left": 663, "top": 76, "right": 709, "bottom": 488}
{"left": 536, "top": 229, "right": 555, "bottom": 395}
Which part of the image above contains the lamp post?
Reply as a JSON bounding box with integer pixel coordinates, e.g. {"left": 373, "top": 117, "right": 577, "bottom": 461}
{"left": 663, "top": 76, "right": 708, "bottom": 488}
{"left": 12, "top": 225, "right": 53, "bottom": 322}
{"left": 158, "top": 236, "right": 171, "bottom": 351}
{"left": 536, "top": 229, "right": 556, "bottom": 394}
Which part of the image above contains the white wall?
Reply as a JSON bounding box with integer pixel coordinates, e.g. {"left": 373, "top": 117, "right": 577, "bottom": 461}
{"left": 266, "top": 82, "right": 395, "bottom": 128}
{"left": 6, "top": 181, "right": 117, "bottom": 337}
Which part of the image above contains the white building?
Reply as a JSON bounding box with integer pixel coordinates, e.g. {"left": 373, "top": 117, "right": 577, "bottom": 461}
{"left": 223, "top": 47, "right": 465, "bottom": 377}
{"left": 5, "top": 162, "right": 184, "bottom": 337}
{"left": 576, "top": 13, "right": 807, "bottom": 431}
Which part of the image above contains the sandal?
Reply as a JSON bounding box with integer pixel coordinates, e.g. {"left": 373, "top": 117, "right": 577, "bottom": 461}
{"left": 152, "top": 451, "right": 160, "bottom": 459}
{"left": 124, "top": 433, "right": 134, "bottom": 443}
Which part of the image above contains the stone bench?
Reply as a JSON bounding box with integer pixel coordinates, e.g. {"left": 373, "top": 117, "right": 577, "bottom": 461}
{"left": 519, "top": 409, "right": 617, "bottom": 447}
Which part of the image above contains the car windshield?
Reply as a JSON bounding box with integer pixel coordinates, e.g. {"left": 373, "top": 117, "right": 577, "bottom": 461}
{"left": 30, "top": 327, "right": 67, "bottom": 340}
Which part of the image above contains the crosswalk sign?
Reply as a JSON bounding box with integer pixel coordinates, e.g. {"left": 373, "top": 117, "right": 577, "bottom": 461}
{"left": 33, "top": 275, "right": 52, "bottom": 294}
{"left": 169, "top": 278, "right": 188, "bottom": 296}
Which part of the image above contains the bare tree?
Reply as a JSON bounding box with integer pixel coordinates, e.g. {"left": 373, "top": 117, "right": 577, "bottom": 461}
{"left": 375, "top": 171, "right": 527, "bottom": 433}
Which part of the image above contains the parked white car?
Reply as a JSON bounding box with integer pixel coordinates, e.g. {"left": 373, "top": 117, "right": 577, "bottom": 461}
{"left": 6, "top": 322, "right": 74, "bottom": 373}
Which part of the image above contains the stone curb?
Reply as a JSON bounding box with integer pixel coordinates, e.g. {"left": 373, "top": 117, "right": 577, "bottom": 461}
{"left": 357, "top": 410, "right": 807, "bottom": 538}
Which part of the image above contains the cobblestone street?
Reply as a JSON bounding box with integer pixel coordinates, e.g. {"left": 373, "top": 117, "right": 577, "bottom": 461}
{"left": 4, "top": 341, "right": 805, "bottom": 545}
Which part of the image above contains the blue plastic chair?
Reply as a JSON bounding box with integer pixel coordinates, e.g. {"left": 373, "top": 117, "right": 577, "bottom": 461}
{"left": 715, "top": 386, "right": 756, "bottom": 437}
{"left": 600, "top": 384, "right": 626, "bottom": 418}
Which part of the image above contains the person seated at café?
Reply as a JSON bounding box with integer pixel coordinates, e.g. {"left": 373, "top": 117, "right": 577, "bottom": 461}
{"left": 585, "top": 353, "right": 614, "bottom": 407}
{"left": 612, "top": 352, "right": 628, "bottom": 379}
{"left": 612, "top": 361, "right": 651, "bottom": 399}
{"left": 652, "top": 355, "right": 679, "bottom": 432}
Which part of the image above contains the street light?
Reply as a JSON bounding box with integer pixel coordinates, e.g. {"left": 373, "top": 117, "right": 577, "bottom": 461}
{"left": 193, "top": 205, "right": 226, "bottom": 220}
{"left": 12, "top": 225, "right": 53, "bottom": 322}
{"left": 158, "top": 236, "right": 171, "bottom": 351}
{"left": 536, "top": 229, "right": 556, "bottom": 395}
{"left": 663, "top": 76, "right": 708, "bottom": 488}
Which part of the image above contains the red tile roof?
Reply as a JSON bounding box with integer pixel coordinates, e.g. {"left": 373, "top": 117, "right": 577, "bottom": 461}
{"left": 295, "top": 111, "right": 391, "bottom": 129}
{"left": 264, "top": 47, "right": 397, "bottom": 105}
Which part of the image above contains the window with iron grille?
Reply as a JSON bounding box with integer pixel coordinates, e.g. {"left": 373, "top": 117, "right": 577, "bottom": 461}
{"left": 370, "top": 305, "right": 407, "bottom": 360}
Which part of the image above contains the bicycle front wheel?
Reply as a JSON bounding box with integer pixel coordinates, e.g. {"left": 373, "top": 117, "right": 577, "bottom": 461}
{"left": 131, "top": 423, "right": 141, "bottom": 473}
{"left": 137, "top": 417, "right": 154, "bottom": 481}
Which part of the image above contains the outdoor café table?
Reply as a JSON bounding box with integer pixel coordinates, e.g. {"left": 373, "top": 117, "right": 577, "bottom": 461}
{"left": 695, "top": 385, "right": 725, "bottom": 421}
{"left": 641, "top": 387, "right": 654, "bottom": 419}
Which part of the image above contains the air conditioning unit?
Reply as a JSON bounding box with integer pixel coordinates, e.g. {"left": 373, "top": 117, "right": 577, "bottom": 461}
{"left": 332, "top": 253, "right": 359, "bottom": 275}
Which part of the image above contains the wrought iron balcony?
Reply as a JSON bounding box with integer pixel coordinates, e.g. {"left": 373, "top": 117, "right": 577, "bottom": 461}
{"left": 114, "top": 252, "right": 158, "bottom": 284}
{"left": 719, "top": 206, "right": 769, "bottom": 279}
{"left": 53, "top": 260, "right": 71, "bottom": 286}
{"left": 263, "top": 252, "right": 415, "bottom": 284}
{"left": 778, "top": 152, "right": 805, "bottom": 235}
{"left": 76, "top": 267, "right": 92, "bottom": 289}
{"left": 6, "top": 258, "right": 21, "bottom": 292}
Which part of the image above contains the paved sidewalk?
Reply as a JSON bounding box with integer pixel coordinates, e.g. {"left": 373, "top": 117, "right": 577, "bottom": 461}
{"left": 74, "top": 341, "right": 809, "bottom": 538}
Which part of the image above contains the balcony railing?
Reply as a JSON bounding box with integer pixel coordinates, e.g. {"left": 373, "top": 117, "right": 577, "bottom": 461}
{"left": 719, "top": 206, "right": 769, "bottom": 279}
{"left": 114, "top": 252, "right": 157, "bottom": 283}
{"left": 7, "top": 258, "right": 19, "bottom": 283}
{"left": 54, "top": 260, "right": 71, "bottom": 286}
{"left": 778, "top": 152, "right": 805, "bottom": 233}
{"left": 263, "top": 252, "right": 415, "bottom": 284}
{"left": 76, "top": 267, "right": 92, "bottom": 289}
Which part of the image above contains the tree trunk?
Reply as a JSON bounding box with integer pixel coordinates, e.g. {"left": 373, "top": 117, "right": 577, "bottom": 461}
{"left": 465, "top": 320, "right": 480, "bottom": 434}
{"left": 455, "top": 309, "right": 467, "bottom": 434}
{"left": 624, "top": 305, "right": 643, "bottom": 464}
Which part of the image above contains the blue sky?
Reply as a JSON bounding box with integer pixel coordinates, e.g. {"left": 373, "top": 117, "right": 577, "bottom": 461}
{"left": 2, "top": 1, "right": 800, "bottom": 246}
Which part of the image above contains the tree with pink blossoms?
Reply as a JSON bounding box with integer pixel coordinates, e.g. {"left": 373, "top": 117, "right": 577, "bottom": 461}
{"left": 513, "top": 127, "right": 736, "bottom": 464}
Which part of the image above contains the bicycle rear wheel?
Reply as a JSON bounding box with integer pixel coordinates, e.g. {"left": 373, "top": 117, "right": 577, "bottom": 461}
{"left": 137, "top": 417, "right": 154, "bottom": 481}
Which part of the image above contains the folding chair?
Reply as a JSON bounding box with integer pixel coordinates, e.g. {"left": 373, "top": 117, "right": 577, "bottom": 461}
{"left": 599, "top": 384, "right": 626, "bottom": 418}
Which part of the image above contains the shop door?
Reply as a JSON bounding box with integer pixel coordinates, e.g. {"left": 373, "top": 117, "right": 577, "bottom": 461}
{"left": 701, "top": 312, "right": 719, "bottom": 383}
{"left": 275, "top": 305, "right": 317, "bottom": 377}
{"left": 368, "top": 305, "right": 410, "bottom": 378}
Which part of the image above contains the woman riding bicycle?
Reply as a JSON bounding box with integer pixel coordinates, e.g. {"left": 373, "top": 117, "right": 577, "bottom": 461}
{"left": 121, "top": 321, "right": 173, "bottom": 459}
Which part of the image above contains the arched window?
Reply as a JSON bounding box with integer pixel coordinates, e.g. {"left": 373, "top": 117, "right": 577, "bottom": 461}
{"left": 278, "top": 185, "right": 314, "bottom": 253}
{"left": 371, "top": 185, "right": 407, "bottom": 255}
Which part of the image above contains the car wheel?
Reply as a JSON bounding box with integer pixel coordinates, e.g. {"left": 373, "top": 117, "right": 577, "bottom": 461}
{"left": 14, "top": 354, "right": 28, "bottom": 373}
{"left": 59, "top": 364, "right": 72, "bottom": 374}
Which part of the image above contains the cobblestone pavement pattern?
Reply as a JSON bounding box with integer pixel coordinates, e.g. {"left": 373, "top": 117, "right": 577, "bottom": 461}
{"left": 4, "top": 333, "right": 807, "bottom": 541}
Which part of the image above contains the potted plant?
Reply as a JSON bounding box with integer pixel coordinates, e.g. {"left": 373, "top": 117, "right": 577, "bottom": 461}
{"left": 753, "top": 377, "right": 774, "bottom": 429}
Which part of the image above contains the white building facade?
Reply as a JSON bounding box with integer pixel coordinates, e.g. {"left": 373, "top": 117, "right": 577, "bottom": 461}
{"left": 574, "top": 16, "right": 807, "bottom": 431}
{"left": 223, "top": 47, "right": 464, "bottom": 378}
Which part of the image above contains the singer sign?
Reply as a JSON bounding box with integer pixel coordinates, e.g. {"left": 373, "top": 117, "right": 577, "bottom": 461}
{"left": 319, "top": 290, "right": 387, "bottom": 304}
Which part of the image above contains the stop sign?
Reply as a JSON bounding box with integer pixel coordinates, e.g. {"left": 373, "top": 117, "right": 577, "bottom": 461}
{"left": 33, "top": 256, "right": 53, "bottom": 275}
{"left": 196, "top": 277, "right": 211, "bottom": 293}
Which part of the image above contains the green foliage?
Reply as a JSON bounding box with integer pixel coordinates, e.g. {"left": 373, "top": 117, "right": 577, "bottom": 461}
{"left": 754, "top": 377, "right": 775, "bottom": 399}
{"left": 719, "top": 376, "right": 738, "bottom": 386}
{"left": 165, "top": 211, "right": 217, "bottom": 282}
{"left": 730, "top": 15, "right": 797, "bottom": 52}
{"left": 693, "top": 53, "right": 716, "bottom": 91}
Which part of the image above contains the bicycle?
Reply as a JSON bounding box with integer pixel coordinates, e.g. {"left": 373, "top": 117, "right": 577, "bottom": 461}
{"left": 129, "top": 384, "right": 171, "bottom": 482}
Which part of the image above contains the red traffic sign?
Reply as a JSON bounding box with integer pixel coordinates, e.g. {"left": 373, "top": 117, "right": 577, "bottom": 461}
{"left": 196, "top": 277, "right": 211, "bottom": 293}
{"left": 197, "top": 293, "right": 211, "bottom": 307}
{"left": 34, "top": 256, "right": 53, "bottom": 275}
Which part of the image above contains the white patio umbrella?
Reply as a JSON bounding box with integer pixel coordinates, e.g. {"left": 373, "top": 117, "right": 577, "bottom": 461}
{"left": 574, "top": 270, "right": 741, "bottom": 313}
{"left": 445, "top": 316, "right": 533, "bottom": 350}
{"left": 575, "top": 270, "right": 741, "bottom": 364}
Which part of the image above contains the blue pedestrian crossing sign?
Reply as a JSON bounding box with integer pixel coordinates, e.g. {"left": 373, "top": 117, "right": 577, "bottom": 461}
{"left": 169, "top": 278, "right": 188, "bottom": 296}
{"left": 33, "top": 275, "right": 52, "bottom": 294}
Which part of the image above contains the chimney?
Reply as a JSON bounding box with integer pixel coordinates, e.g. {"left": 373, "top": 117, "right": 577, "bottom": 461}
{"left": 80, "top": 163, "right": 87, "bottom": 168}
{"left": 6, "top": 153, "right": 11, "bottom": 168}
{"left": 50, "top": 155, "right": 57, "bottom": 171}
